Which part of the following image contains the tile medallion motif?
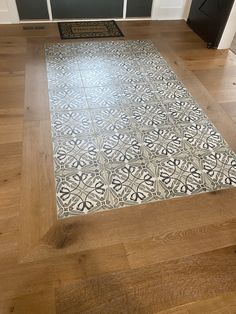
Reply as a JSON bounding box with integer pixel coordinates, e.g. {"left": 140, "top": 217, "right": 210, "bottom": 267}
{"left": 45, "top": 40, "right": 236, "bottom": 218}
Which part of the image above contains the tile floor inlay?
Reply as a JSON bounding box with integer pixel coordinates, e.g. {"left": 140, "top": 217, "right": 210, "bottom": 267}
{"left": 45, "top": 40, "right": 236, "bottom": 218}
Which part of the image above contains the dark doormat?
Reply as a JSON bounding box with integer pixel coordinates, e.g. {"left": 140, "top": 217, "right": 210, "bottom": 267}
{"left": 58, "top": 20, "right": 124, "bottom": 40}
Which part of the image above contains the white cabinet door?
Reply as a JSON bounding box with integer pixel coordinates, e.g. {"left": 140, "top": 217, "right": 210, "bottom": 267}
{"left": 152, "top": 0, "right": 192, "bottom": 20}
{"left": 0, "top": 0, "right": 19, "bottom": 23}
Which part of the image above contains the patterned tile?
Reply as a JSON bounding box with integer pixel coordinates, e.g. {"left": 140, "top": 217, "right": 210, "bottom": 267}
{"left": 164, "top": 99, "right": 206, "bottom": 124}
{"left": 201, "top": 150, "right": 236, "bottom": 188}
{"left": 47, "top": 69, "right": 83, "bottom": 90}
{"left": 90, "top": 107, "right": 132, "bottom": 133}
{"left": 80, "top": 69, "right": 116, "bottom": 87}
{"left": 178, "top": 121, "right": 227, "bottom": 153}
{"left": 130, "top": 103, "right": 171, "bottom": 129}
{"left": 104, "top": 161, "right": 161, "bottom": 206}
{"left": 123, "top": 83, "right": 157, "bottom": 105}
{"left": 145, "top": 65, "right": 177, "bottom": 82}
{"left": 49, "top": 88, "right": 88, "bottom": 111}
{"left": 98, "top": 132, "right": 143, "bottom": 165}
{"left": 141, "top": 128, "right": 185, "bottom": 159}
{"left": 85, "top": 86, "right": 124, "bottom": 108}
{"left": 56, "top": 168, "right": 107, "bottom": 217}
{"left": 45, "top": 40, "right": 236, "bottom": 218}
{"left": 152, "top": 80, "right": 190, "bottom": 100}
{"left": 153, "top": 156, "right": 207, "bottom": 198}
{"left": 51, "top": 110, "right": 93, "bottom": 137}
{"left": 53, "top": 136, "right": 99, "bottom": 172}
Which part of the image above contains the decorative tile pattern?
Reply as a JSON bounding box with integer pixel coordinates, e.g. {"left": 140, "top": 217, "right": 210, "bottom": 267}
{"left": 45, "top": 40, "right": 236, "bottom": 218}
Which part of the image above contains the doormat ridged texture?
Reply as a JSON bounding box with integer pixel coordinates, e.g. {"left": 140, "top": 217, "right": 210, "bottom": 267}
{"left": 58, "top": 20, "right": 124, "bottom": 39}
{"left": 45, "top": 40, "right": 236, "bottom": 218}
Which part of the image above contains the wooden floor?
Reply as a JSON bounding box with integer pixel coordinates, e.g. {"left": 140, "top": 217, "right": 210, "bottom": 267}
{"left": 0, "top": 20, "right": 236, "bottom": 313}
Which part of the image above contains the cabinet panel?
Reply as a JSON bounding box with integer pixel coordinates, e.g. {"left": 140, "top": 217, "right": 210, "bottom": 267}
{"left": 51, "top": 0, "right": 123, "bottom": 19}
{"left": 126, "top": 0, "right": 153, "bottom": 17}
{"left": 187, "top": 0, "right": 235, "bottom": 48}
{"left": 16, "top": 0, "right": 49, "bottom": 20}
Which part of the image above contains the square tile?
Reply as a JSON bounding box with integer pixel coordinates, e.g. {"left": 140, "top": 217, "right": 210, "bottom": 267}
{"left": 51, "top": 110, "right": 93, "bottom": 137}
{"left": 53, "top": 136, "right": 99, "bottom": 172}
{"left": 103, "top": 161, "right": 162, "bottom": 206}
{"left": 179, "top": 121, "right": 228, "bottom": 154}
{"left": 49, "top": 88, "right": 88, "bottom": 111}
{"left": 164, "top": 99, "right": 207, "bottom": 124}
{"left": 77, "top": 55, "right": 113, "bottom": 71}
{"left": 141, "top": 128, "right": 185, "bottom": 159}
{"left": 80, "top": 69, "right": 118, "bottom": 87}
{"left": 90, "top": 107, "right": 132, "bottom": 133}
{"left": 97, "top": 132, "right": 143, "bottom": 165}
{"left": 153, "top": 156, "right": 207, "bottom": 198}
{"left": 145, "top": 65, "right": 177, "bottom": 82}
{"left": 47, "top": 69, "right": 83, "bottom": 90}
{"left": 85, "top": 86, "right": 124, "bottom": 108}
{"left": 200, "top": 150, "right": 236, "bottom": 189}
{"left": 130, "top": 103, "right": 170, "bottom": 129}
{"left": 56, "top": 169, "right": 108, "bottom": 217}
{"left": 123, "top": 83, "right": 157, "bottom": 105}
{"left": 152, "top": 81, "right": 190, "bottom": 100}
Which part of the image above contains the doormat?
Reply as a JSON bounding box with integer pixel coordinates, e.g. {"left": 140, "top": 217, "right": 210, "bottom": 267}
{"left": 45, "top": 40, "right": 236, "bottom": 218}
{"left": 58, "top": 20, "right": 124, "bottom": 40}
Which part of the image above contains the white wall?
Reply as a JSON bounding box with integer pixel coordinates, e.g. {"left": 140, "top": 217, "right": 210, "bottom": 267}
{"left": 218, "top": 0, "right": 236, "bottom": 49}
{"left": 0, "top": 0, "right": 19, "bottom": 23}
{"left": 152, "top": 0, "right": 192, "bottom": 20}
{"left": 0, "top": 0, "right": 10, "bottom": 22}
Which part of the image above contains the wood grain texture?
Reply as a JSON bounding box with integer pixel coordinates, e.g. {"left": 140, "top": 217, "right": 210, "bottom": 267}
{"left": 55, "top": 246, "right": 236, "bottom": 314}
{"left": 0, "top": 20, "right": 236, "bottom": 313}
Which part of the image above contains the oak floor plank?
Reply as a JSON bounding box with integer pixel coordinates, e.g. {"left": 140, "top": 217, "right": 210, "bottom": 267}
{"left": 187, "top": 291, "right": 236, "bottom": 314}
{"left": 55, "top": 246, "right": 236, "bottom": 314}
{"left": 156, "top": 290, "right": 236, "bottom": 314}
{"left": 194, "top": 67, "right": 236, "bottom": 104}
{"left": 219, "top": 101, "right": 236, "bottom": 125}
{"left": 0, "top": 244, "right": 129, "bottom": 301}
{"left": 156, "top": 306, "right": 189, "bottom": 314}
{"left": 125, "top": 219, "right": 236, "bottom": 268}
{"left": 0, "top": 289, "right": 56, "bottom": 314}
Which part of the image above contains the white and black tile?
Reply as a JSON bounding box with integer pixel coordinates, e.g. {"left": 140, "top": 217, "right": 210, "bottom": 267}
{"left": 98, "top": 132, "right": 144, "bottom": 165}
{"left": 153, "top": 156, "right": 208, "bottom": 198}
{"left": 47, "top": 69, "right": 83, "bottom": 90}
{"left": 130, "top": 103, "right": 171, "bottom": 129}
{"left": 51, "top": 110, "right": 93, "bottom": 137}
{"left": 123, "top": 83, "right": 157, "bottom": 105}
{"left": 85, "top": 85, "right": 124, "bottom": 108}
{"left": 45, "top": 40, "right": 236, "bottom": 218}
{"left": 53, "top": 136, "right": 99, "bottom": 172}
{"left": 90, "top": 107, "right": 132, "bottom": 133}
{"left": 49, "top": 88, "right": 88, "bottom": 111}
{"left": 201, "top": 150, "right": 236, "bottom": 188}
{"left": 178, "top": 121, "right": 227, "bottom": 153}
{"left": 152, "top": 80, "right": 190, "bottom": 100}
{"left": 164, "top": 99, "right": 207, "bottom": 124}
{"left": 141, "top": 128, "right": 185, "bottom": 159}
{"left": 56, "top": 169, "right": 108, "bottom": 216}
